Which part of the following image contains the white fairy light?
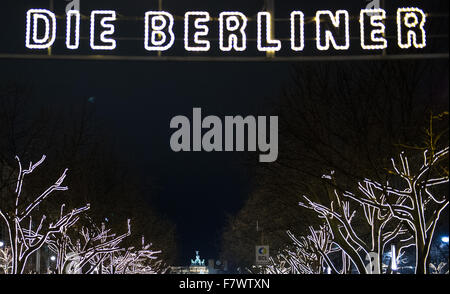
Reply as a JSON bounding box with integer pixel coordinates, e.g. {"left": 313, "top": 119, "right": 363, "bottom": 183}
{"left": 0, "top": 155, "right": 90, "bottom": 274}
{"left": 360, "top": 9, "right": 387, "bottom": 50}
{"left": 219, "top": 12, "right": 248, "bottom": 52}
{"left": 265, "top": 227, "right": 335, "bottom": 274}
{"left": 145, "top": 11, "right": 175, "bottom": 51}
{"left": 257, "top": 12, "right": 281, "bottom": 52}
{"left": 316, "top": 10, "right": 350, "bottom": 51}
{"left": 1, "top": 153, "right": 167, "bottom": 274}
{"left": 25, "top": 9, "right": 57, "bottom": 49}
{"left": 290, "top": 11, "right": 305, "bottom": 51}
{"left": 90, "top": 10, "right": 117, "bottom": 50}
{"left": 66, "top": 10, "right": 80, "bottom": 50}
{"left": 397, "top": 8, "right": 427, "bottom": 49}
{"left": 184, "top": 12, "right": 210, "bottom": 52}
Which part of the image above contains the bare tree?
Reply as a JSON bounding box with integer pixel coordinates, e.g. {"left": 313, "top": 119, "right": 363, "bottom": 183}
{"left": 298, "top": 142, "right": 448, "bottom": 274}
{"left": 46, "top": 219, "right": 131, "bottom": 274}
{"left": 300, "top": 185, "right": 374, "bottom": 274}
{"left": 255, "top": 226, "right": 342, "bottom": 275}
{"left": 0, "top": 246, "right": 12, "bottom": 274}
{"left": 104, "top": 236, "right": 164, "bottom": 274}
{"left": 344, "top": 147, "right": 449, "bottom": 274}
{"left": 300, "top": 180, "right": 414, "bottom": 274}
{"left": 0, "top": 155, "right": 89, "bottom": 274}
{"left": 46, "top": 218, "right": 166, "bottom": 274}
{"left": 1, "top": 83, "right": 178, "bottom": 266}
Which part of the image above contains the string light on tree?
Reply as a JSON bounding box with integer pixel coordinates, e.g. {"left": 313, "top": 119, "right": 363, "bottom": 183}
{"left": 0, "top": 155, "right": 90, "bottom": 274}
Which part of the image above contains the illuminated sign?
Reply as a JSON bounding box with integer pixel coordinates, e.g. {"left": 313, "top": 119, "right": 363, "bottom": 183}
{"left": 256, "top": 246, "right": 270, "bottom": 265}
{"left": 25, "top": 8, "right": 428, "bottom": 52}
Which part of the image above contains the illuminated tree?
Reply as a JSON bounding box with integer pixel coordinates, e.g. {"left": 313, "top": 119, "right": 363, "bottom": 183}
{"left": 46, "top": 218, "right": 165, "bottom": 274}
{"left": 429, "top": 262, "right": 449, "bottom": 274}
{"left": 0, "top": 155, "right": 167, "bottom": 274}
{"left": 46, "top": 219, "right": 131, "bottom": 274}
{"left": 348, "top": 147, "right": 448, "bottom": 274}
{"left": 262, "top": 226, "right": 335, "bottom": 274}
{"left": 300, "top": 186, "right": 379, "bottom": 274}
{"left": 299, "top": 144, "right": 448, "bottom": 274}
{"left": 0, "top": 83, "right": 178, "bottom": 269}
{"left": 104, "top": 236, "right": 165, "bottom": 274}
{"left": 0, "top": 246, "right": 12, "bottom": 274}
{"left": 0, "top": 155, "right": 90, "bottom": 274}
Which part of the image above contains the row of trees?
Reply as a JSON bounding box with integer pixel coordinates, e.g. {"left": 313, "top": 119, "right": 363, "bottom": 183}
{"left": 0, "top": 155, "right": 166, "bottom": 274}
{"left": 220, "top": 58, "right": 449, "bottom": 274}
{"left": 261, "top": 132, "right": 448, "bottom": 274}
{"left": 0, "top": 82, "right": 177, "bottom": 273}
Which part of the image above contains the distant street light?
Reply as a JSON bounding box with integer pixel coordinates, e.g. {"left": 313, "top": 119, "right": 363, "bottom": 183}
{"left": 391, "top": 244, "right": 398, "bottom": 271}
{"left": 0, "top": 241, "right": 4, "bottom": 248}
{"left": 50, "top": 256, "right": 56, "bottom": 262}
{"left": 442, "top": 236, "right": 449, "bottom": 244}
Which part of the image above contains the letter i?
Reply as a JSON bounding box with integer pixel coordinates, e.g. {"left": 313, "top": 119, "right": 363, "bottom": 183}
{"left": 66, "top": 10, "right": 80, "bottom": 49}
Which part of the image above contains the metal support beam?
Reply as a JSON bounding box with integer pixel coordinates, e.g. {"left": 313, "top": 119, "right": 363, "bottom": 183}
{"left": 381, "top": 0, "right": 387, "bottom": 56}
{"left": 0, "top": 53, "right": 448, "bottom": 62}
{"left": 157, "top": 0, "right": 163, "bottom": 57}
{"left": 48, "top": 0, "right": 54, "bottom": 56}
{"left": 265, "top": 0, "right": 276, "bottom": 58}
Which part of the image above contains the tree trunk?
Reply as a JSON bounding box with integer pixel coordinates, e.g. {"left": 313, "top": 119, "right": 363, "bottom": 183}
{"left": 415, "top": 243, "right": 428, "bottom": 274}
{"left": 414, "top": 225, "right": 429, "bottom": 274}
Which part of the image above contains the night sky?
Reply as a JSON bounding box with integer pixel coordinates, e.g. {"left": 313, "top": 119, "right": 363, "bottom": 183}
{"left": 1, "top": 0, "right": 448, "bottom": 265}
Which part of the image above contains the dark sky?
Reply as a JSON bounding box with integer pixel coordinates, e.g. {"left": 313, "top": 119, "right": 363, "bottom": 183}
{"left": 0, "top": 0, "right": 448, "bottom": 265}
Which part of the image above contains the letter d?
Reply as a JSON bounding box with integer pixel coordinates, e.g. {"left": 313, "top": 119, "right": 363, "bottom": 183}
{"left": 26, "top": 9, "right": 57, "bottom": 49}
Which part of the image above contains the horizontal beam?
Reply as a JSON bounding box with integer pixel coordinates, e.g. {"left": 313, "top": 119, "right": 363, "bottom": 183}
{"left": 0, "top": 53, "right": 448, "bottom": 62}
